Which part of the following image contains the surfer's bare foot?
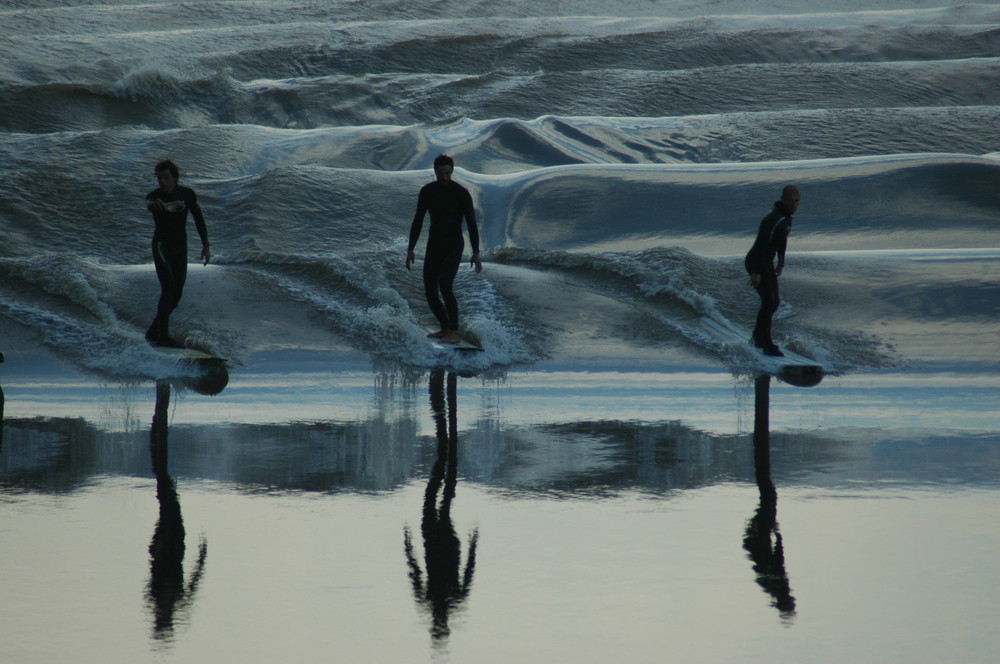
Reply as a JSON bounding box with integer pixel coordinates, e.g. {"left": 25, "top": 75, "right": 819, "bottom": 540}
{"left": 439, "top": 331, "right": 462, "bottom": 344}
{"left": 427, "top": 330, "right": 447, "bottom": 339}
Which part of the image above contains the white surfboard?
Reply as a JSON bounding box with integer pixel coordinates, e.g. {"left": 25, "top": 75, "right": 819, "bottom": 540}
{"left": 430, "top": 337, "right": 484, "bottom": 353}
{"left": 700, "top": 315, "right": 823, "bottom": 387}
{"left": 426, "top": 329, "right": 485, "bottom": 353}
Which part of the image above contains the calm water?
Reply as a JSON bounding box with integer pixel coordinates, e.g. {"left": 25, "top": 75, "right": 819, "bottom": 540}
{"left": 2, "top": 358, "right": 998, "bottom": 663}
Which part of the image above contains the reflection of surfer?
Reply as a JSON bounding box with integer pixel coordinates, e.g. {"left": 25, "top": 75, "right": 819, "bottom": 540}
{"left": 743, "top": 375, "right": 796, "bottom": 618}
{"left": 147, "top": 381, "right": 208, "bottom": 641}
{"left": 744, "top": 185, "right": 801, "bottom": 357}
{"left": 0, "top": 352, "right": 4, "bottom": 450}
{"left": 406, "top": 155, "right": 482, "bottom": 345}
{"left": 403, "top": 369, "right": 479, "bottom": 643}
{"left": 145, "top": 159, "right": 211, "bottom": 348}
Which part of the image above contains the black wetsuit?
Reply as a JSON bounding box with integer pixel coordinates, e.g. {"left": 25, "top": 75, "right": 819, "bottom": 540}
{"left": 408, "top": 180, "right": 480, "bottom": 332}
{"left": 145, "top": 185, "right": 209, "bottom": 343}
{"left": 744, "top": 201, "right": 793, "bottom": 348}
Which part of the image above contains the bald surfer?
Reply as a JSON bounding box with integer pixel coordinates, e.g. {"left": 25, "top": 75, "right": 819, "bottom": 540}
{"left": 145, "top": 159, "right": 211, "bottom": 348}
{"left": 745, "top": 185, "right": 800, "bottom": 357}
{"left": 406, "top": 155, "right": 482, "bottom": 345}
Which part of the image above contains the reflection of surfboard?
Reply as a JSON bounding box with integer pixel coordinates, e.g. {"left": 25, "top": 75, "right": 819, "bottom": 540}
{"left": 153, "top": 345, "right": 227, "bottom": 362}
{"left": 700, "top": 315, "right": 823, "bottom": 387}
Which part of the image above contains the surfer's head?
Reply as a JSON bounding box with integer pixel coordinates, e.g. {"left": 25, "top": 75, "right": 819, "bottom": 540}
{"left": 780, "top": 184, "right": 801, "bottom": 215}
{"left": 433, "top": 154, "right": 454, "bottom": 184}
{"left": 154, "top": 159, "right": 180, "bottom": 192}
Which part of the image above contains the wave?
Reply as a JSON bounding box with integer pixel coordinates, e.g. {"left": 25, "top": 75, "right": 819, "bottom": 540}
{"left": 2, "top": 6, "right": 998, "bottom": 132}
{"left": 3, "top": 55, "right": 998, "bottom": 133}
{"left": 473, "top": 153, "right": 1000, "bottom": 252}
{"left": 1, "top": 126, "right": 997, "bottom": 264}
{"left": 1, "top": 1, "right": 997, "bottom": 382}
{"left": 2, "top": 215, "right": 993, "bottom": 382}
{"left": 0, "top": 233, "right": 921, "bottom": 381}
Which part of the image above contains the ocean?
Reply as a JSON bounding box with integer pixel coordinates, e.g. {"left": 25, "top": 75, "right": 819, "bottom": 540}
{"left": 1, "top": 1, "right": 998, "bottom": 662}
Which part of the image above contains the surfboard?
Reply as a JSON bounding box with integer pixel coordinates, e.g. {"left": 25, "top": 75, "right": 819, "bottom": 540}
{"left": 149, "top": 344, "right": 229, "bottom": 394}
{"left": 432, "top": 338, "right": 484, "bottom": 352}
{"left": 426, "top": 329, "right": 485, "bottom": 353}
{"left": 700, "top": 315, "right": 824, "bottom": 387}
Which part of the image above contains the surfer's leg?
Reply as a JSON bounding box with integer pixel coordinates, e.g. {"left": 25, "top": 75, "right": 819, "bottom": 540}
{"left": 440, "top": 260, "right": 461, "bottom": 328}
{"left": 752, "top": 269, "right": 780, "bottom": 348}
{"left": 149, "top": 239, "right": 187, "bottom": 346}
{"left": 423, "top": 253, "right": 451, "bottom": 333}
{"left": 423, "top": 242, "right": 463, "bottom": 341}
{"left": 436, "top": 245, "right": 464, "bottom": 343}
{"left": 149, "top": 241, "right": 171, "bottom": 341}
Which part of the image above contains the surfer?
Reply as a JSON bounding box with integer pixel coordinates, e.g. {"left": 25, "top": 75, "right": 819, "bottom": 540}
{"left": 745, "top": 185, "right": 800, "bottom": 357}
{"left": 144, "top": 159, "right": 211, "bottom": 348}
{"left": 406, "top": 154, "right": 482, "bottom": 345}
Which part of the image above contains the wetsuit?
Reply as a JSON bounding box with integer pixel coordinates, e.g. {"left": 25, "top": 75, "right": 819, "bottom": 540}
{"left": 145, "top": 185, "right": 209, "bottom": 344}
{"left": 744, "top": 201, "right": 793, "bottom": 349}
{"left": 408, "top": 180, "right": 479, "bottom": 332}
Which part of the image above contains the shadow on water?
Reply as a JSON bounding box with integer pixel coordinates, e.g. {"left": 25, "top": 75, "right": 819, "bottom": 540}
{"left": 743, "top": 374, "right": 796, "bottom": 620}
{"left": 403, "top": 369, "right": 479, "bottom": 647}
{"left": 146, "top": 380, "right": 209, "bottom": 644}
{"left": 1, "top": 351, "right": 5, "bottom": 450}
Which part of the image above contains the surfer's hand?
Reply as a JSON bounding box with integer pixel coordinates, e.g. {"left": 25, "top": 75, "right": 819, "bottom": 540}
{"left": 406, "top": 250, "right": 415, "bottom": 270}
{"left": 200, "top": 245, "right": 211, "bottom": 265}
{"left": 471, "top": 252, "right": 482, "bottom": 273}
{"left": 749, "top": 273, "right": 761, "bottom": 287}
{"left": 775, "top": 265, "right": 783, "bottom": 277}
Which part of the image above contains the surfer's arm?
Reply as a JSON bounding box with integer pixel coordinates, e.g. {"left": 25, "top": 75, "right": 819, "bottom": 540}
{"left": 188, "top": 191, "right": 211, "bottom": 264}
{"left": 774, "top": 220, "right": 789, "bottom": 273}
{"left": 406, "top": 190, "right": 429, "bottom": 269}
{"left": 463, "top": 190, "right": 482, "bottom": 272}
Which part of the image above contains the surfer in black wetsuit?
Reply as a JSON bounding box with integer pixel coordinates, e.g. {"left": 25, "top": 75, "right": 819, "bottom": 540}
{"left": 744, "top": 185, "right": 800, "bottom": 357}
{"left": 145, "top": 160, "right": 211, "bottom": 347}
{"left": 406, "top": 155, "right": 482, "bottom": 345}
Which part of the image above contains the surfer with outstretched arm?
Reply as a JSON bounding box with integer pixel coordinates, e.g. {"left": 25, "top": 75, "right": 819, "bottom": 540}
{"left": 744, "top": 184, "right": 801, "bottom": 357}
{"left": 145, "top": 159, "right": 211, "bottom": 348}
{"left": 406, "top": 154, "right": 483, "bottom": 345}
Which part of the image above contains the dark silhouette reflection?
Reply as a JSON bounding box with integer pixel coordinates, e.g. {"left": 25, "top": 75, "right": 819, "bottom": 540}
{"left": 0, "top": 351, "right": 5, "bottom": 451}
{"left": 404, "top": 369, "right": 479, "bottom": 645}
{"left": 743, "top": 374, "right": 796, "bottom": 618}
{"left": 147, "top": 381, "right": 208, "bottom": 643}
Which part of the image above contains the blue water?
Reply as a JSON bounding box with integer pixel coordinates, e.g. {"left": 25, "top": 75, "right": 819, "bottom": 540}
{"left": 1, "top": 0, "right": 998, "bottom": 376}
{"left": 1, "top": 1, "right": 999, "bottom": 662}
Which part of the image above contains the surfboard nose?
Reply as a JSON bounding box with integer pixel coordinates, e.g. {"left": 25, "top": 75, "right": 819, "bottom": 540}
{"left": 779, "top": 365, "right": 824, "bottom": 388}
